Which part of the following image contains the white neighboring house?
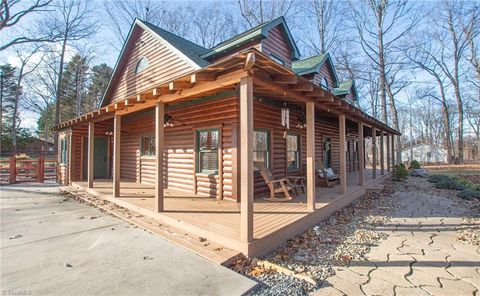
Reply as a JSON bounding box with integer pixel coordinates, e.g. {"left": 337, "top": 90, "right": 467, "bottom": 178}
{"left": 402, "top": 144, "right": 447, "bottom": 164}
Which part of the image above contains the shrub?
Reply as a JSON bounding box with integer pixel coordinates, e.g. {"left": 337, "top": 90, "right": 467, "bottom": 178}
{"left": 435, "top": 179, "right": 467, "bottom": 190}
{"left": 408, "top": 160, "right": 421, "bottom": 170}
{"left": 392, "top": 163, "right": 408, "bottom": 181}
{"left": 457, "top": 189, "right": 480, "bottom": 200}
{"left": 428, "top": 174, "right": 450, "bottom": 183}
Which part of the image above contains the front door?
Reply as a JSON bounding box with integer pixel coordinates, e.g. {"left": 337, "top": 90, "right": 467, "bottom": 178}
{"left": 83, "top": 137, "right": 109, "bottom": 179}
{"left": 323, "top": 137, "right": 332, "bottom": 168}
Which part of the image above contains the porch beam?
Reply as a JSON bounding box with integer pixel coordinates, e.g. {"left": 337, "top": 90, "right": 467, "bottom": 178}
{"left": 155, "top": 102, "right": 165, "bottom": 212}
{"left": 380, "top": 130, "right": 385, "bottom": 175}
{"left": 358, "top": 122, "right": 365, "bottom": 186}
{"left": 372, "top": 127, "right": 377, "bottom": 179}
{"left": 87, "top": 122, "right": 94, "bottom": 188}
{"left": 306, "top": 101, "right": 315, "bottom": 211}
{"left": 386, "top": 132, "right": 391, "bottom": 172}
{"left": 339, "top": 114, "right": 347, "bottom": 194}
{"left": 113, "top": 114, "right": 121, "bottom": 197}
{"left": 240, "top": 76, "right": 254, "bottom": 243}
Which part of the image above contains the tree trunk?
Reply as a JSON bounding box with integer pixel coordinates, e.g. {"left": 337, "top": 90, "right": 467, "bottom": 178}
{"left": 54, "top": 36, "right": 68, "bottom": 155}
{"left": 11, "top": 65, "right": 25, "bottom": 156}
{"left": 453, "top": 81, "right": 464, "bottom": 164}
{"left": 386, "top": 84, "right": 401, "bottom": 161}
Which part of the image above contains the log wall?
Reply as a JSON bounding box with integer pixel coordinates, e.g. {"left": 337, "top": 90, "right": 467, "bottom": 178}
{"left": 261, "top": 25, "right": 293, "bottom": 67}
{"left": 119, "top": 96, "right": 239, "bottom": 199}
{"left": 106, "top": 26, "right": 197, "bottom": 104}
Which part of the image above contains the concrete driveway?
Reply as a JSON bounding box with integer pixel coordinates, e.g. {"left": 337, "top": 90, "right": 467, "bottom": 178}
{"left": 1, "top": 183, "right": 256, "bottom": 296}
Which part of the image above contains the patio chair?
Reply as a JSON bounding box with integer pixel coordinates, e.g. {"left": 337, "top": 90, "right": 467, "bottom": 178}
{"left": 254, "top": 162, "right": 300, "bottom": 199}
{"left": 316, "top": 161, "right": 340, "bottom": 187}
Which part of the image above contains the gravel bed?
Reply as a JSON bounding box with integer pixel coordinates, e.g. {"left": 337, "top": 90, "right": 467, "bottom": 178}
{"left": 232, "top": 180, "right": 398, "bottom": 295}
{"left": 232, "top": 175, "right": 480, "bottom": 295}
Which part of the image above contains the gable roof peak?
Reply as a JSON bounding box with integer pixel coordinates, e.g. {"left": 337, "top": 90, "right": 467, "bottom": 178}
{"left": 200, "top": 15, "right": 300, "bottom": 61}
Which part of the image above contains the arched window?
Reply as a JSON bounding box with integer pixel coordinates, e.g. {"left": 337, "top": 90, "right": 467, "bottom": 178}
{"left": 135, "top": 57, "right": 149, "bottom": 74}
{"left": 320, "top": 77, "right": 329, "bottom": 89}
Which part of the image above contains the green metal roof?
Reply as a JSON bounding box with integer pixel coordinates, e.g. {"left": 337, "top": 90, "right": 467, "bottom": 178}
{"left": 333, "top": 80, "right": 353, "bottom": 96}
{"left": 142, "top": 21, "right": 210, "bottom": 67}
{"left": 292, "top": 52, "right": 340, "bottom": 87}
{"left": 200, "top": 16, "right": 301, "bottom": 60}
{"left": 291, "top": 53, "right": 327, "bottom": 75}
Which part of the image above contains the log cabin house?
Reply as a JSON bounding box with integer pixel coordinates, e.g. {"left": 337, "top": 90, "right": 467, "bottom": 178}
{"left": 54, "top": 16, "right": 400, "bottom": 259}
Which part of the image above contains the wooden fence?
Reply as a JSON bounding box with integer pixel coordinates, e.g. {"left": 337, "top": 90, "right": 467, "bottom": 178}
{"left": 0, "top": 156, "right": 56, "bottom": 184}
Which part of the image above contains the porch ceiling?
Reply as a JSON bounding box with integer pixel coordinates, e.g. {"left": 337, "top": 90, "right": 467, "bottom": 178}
{"left": 53, "top": 49, "right": 400, "bottom": 136}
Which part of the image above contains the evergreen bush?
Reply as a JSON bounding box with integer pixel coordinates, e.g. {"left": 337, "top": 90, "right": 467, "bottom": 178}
{"left": 409, "top": 160, "right": 421, "bottom": 170}
{"left": 392, "top": 163, "right": 408, "bottom": 181}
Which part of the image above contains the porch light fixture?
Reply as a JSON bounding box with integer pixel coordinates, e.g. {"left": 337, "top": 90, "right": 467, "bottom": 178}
{"left": 164, "top": 113, "right": 174, "bottom": 127}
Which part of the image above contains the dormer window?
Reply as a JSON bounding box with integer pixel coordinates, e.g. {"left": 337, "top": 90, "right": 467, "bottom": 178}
{"left": 135, "top": 57, "right": 149, "bottom": 74}
{"left": 270, "top": 54, "right": 285, "bottom": 66}
{"left": 320, "top": 77, "right": 329, "bottom": 90}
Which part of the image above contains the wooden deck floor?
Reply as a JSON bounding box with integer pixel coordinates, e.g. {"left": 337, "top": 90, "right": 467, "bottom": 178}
{"left": 72, "top": 169, "right": 386, "bottom": 256}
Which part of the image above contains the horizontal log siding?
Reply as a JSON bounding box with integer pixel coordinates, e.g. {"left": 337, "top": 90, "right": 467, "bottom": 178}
{"left": 109, "top": 27, "right": 196, "bottom": 103}
{"left": 252, "top": 101, "right": 343, "bottom": 196}
{"left": 69, "top": 122, "right": 113, "bottom": 182}
{"left": 120, "top": 96, "right": 238, "bottom": 199}
{"left": 57, "top": 131, "right": 70, "bottom": 185}
{"left": 312, "top": 63, "right": 336, "bottom": 89}
{"left": 261, "top": 25, "right": 293, "bottom": 68}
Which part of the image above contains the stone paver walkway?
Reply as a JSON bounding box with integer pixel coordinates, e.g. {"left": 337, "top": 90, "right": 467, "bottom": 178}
{"left": 313, "top": 191, "right": 480, "bottom": 296}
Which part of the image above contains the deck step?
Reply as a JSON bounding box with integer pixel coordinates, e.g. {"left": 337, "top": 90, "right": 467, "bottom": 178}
{"left": 63, "top": 187, "right": 242, "bottom": 266}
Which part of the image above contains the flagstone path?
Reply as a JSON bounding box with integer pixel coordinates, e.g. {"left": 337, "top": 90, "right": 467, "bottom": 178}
{"left": 313, "top": 190, "right": 480, "bottom": 296}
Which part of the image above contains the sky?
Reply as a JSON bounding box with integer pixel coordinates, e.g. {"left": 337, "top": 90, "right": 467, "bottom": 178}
{"left": 1, "top": 0, "right": 474, "bottom": 138}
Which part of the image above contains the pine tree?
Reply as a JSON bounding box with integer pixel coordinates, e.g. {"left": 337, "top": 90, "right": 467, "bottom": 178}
{"left": 84, "top": 63, "right": 112, "bottom": 112}
{"left": 58, "top": 54, "right": 89, "bottom": 120}
{"left": 0, "top": 64, "right": 19, "bottom": 151}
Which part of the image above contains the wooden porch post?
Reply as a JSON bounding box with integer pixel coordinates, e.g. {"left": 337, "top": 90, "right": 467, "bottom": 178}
{"left": 391, "top": 134, "right": 396, "bottom": 165}
{"left": 372, "top": 127, "right": 377, "bottom": 179}
{"left": 113, "top": 114, "right": 121, "bottom": 197}
{"left": 386, "top": 132, "right": 391, "bottom": 172}
{"left": 155, "top": 102, "right": 165, "bottom": 212}
{"left": 240, "top": 76, "right": 254, "bottom": 243}
{"left": 339, "top": 115, "right": 347, "bottom": 194}
{"left": 306, "top": 101, "right": 315, "bottom": 211}
{"left": 87, "top": 122, "right": 94, "bottom": 188}
{"left": 358, "top": 122, "right": 365, "bottom": 186}
{"left": 380, "top": 130, "right": 385, "bottom": 175}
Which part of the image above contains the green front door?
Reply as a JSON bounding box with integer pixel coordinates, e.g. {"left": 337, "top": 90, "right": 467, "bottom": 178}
{"left": 83, "top": 137, "right": 109, "bottom": 179}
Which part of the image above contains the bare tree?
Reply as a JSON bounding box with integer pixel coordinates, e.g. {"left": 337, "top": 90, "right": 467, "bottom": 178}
{"left": 0, "top": 0, "right": 56, "bottom": 51}
{"left": 349, "top": 0, "right": 417, "bottom": 125}
{"left": 187, "top": 4, "right": 236, "bottom": 48}
{"left": 39, "top": 0, "right": 98, "bottom": 153}
{"left": 22, "top": 50, "right": 59, "bottom": 148}
{"left": 9, "top": 45, "right": 45, "bottom": 154}
{"left": 236, "top": 0, "right": 295, "bottom": 28}
{"left": 421, "top": 1, "right": 473, "bottom": 163}
{"left": 102, "top": 0, "right": 191, "bottom": 50}
{"left": 349, "top": 0, "right": 418, "bottom": 162}
{"left": 302, "top": 0, "right": 346, "bottom": 55}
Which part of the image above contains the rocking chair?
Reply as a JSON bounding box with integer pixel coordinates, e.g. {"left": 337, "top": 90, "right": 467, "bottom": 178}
{"left": 254, "top": 162, "right": 302, "bottom": 199}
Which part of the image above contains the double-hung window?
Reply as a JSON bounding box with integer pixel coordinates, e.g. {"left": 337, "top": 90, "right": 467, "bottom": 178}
{"left": 287, "top": 134, "right": 300, "bottom": 171}
{"left": 60, "top": 138, "right": 68, "bottom": 164}
{"left": 197, "top": 129, "right": 219, "bottom": 174}
{"left": 253, "top": 129, "right": 270, "bottom": 169}
{"left": 141, "top": 135, "right": 155, "bottom": 156}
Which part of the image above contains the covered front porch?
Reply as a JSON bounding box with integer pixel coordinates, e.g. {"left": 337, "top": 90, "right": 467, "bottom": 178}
{"left": 72, "top": 169, "right": 388, "bottom": 257}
